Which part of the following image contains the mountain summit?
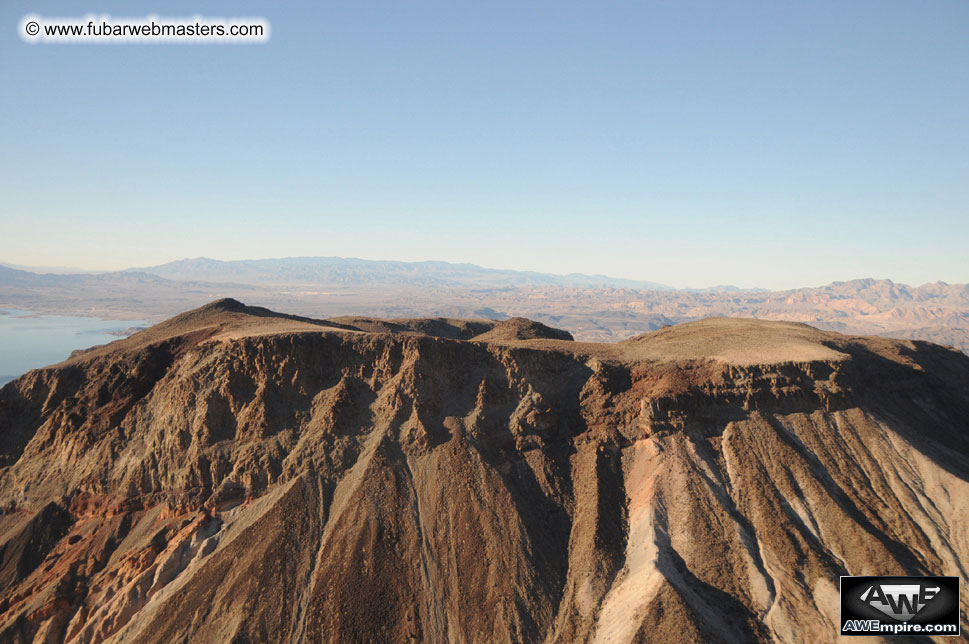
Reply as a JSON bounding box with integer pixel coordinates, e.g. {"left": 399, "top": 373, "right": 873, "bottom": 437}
{"left": 1, "top": 301, "right": 967, "bottom": 643}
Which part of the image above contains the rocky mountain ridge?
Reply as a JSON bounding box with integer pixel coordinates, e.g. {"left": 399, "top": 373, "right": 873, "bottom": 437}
{"left": 0, "top": 300, "right": 967, "bottom": 642}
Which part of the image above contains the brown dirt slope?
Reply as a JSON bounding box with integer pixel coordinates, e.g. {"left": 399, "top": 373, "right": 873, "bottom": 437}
{"left": 0, "top": 300, "right": 967, "bottom": 643}
{"left": 472, "top": 317, "right": 575, "bottom": 342}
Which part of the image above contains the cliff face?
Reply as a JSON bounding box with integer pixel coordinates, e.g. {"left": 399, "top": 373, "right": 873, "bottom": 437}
{"left": 1, "top": 300, "right": 967, "bottom": 644}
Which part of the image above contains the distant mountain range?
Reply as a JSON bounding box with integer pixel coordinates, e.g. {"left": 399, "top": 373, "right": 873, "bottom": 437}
{"left": 129, "top": 257, "right": 673, "bottom": 290}
{"left": 1, "top": 259, "right": 967, "bottom": 353}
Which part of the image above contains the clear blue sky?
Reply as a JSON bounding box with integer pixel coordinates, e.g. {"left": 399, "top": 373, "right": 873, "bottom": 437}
{"left": 1, "top": 0, "right": 967, "bottom": 288}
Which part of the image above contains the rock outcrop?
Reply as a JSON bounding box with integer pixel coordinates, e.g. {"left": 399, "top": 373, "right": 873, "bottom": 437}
{"left": 0, "top": 302, "right": 967, "bottom": 643}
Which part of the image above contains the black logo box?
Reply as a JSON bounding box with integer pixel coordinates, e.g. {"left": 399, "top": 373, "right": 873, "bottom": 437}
{"left": 840, "top": 576, "right": 961, "bottom": 636}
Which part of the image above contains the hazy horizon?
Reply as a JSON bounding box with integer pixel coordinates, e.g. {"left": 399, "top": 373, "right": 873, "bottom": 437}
{"left": 3, "top": 254, "right": 966, "bottom": 292}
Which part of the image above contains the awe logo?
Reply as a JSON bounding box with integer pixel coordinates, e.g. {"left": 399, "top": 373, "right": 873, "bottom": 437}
{"left": 858, "top": 583, "right": 939, "bottom": 621}
{"left": 840, "top": 576, "right": 960, "bottom": 637}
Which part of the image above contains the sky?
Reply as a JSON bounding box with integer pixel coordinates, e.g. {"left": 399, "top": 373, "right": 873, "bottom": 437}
{"left": 1, "top": 1, "right": 967, "bottom": 289}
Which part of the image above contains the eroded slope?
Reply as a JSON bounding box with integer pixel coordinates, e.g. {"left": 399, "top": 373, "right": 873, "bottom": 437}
{"left": 0, "top": 301, "right": 967, "bottom": 643}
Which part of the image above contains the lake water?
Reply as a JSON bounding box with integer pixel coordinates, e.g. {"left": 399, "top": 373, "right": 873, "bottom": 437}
{"left": 0, "top": 310, "right": 150, "bottom": 386}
